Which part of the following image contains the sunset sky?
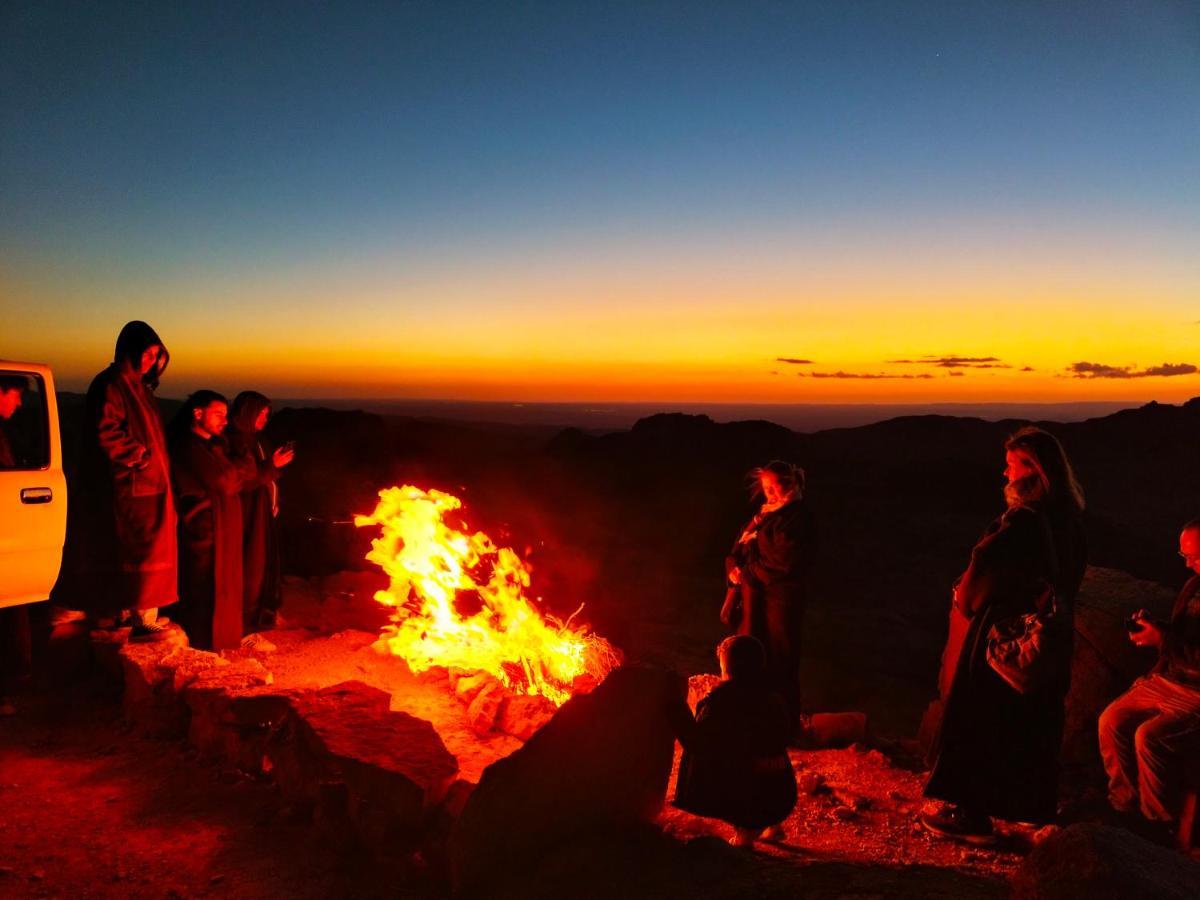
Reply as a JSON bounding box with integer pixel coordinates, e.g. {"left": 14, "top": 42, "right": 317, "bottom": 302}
{"left": 3, "top": 2, "right": 1198, "bottom": 404}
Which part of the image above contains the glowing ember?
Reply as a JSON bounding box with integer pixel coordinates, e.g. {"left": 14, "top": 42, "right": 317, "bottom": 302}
{"left": 355, "top": 485, "right": 620, "bottom": 706}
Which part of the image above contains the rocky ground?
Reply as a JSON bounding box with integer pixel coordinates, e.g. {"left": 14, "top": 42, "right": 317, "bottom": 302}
{"left": 2, "top": 565, "right": 1198, "bottom": 899}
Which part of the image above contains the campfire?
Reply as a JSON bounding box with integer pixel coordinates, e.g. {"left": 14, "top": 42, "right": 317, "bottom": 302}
{"left": 355, "top": 485, "right": 620, "bottom": 706}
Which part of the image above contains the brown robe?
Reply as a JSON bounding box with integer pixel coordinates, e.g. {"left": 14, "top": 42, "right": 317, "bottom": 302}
{"left": 171, "top": 431, "right": 244, "bottom": 651}
{"left": 227, "top": 426, "right": 282, "bottom": 629}
{"left": 52, "top": 364, "right": 177, "bottom": 614}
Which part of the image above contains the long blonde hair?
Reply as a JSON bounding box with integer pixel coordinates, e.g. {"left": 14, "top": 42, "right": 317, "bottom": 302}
{"left": 1004, "top": 426, "right": 1085, "bottom": 512}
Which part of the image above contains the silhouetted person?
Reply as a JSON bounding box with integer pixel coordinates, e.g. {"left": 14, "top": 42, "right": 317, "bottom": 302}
{"left": 170, "top": 391, "right": 245, "bottom": 651}
{"left": 1, "top": 374, "right": 29, "bottom": 713}
{"left": 0, "top": 373, "right": 22, "bottom": 469}
{"left": 672, "top": 635, "right": 797, "bottom": 847}
{"left": 52, "top": 321, "right": 177, "bottom": 641}
{"left": 227, "top": 392, "right": 294, "bottom": 632}
{"left": 923, "top": 426, "right": 1086, "bottom": 843}
{"left": 1098, "top": 519, "right": 1200, "bottom": 832}
{"left": 723, "top": 460, "right": 813, "bottom": 732}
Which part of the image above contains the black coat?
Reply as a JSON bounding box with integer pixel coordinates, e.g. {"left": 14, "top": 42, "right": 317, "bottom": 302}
{"left": 925, "top": 503, "right": 1086, "bottom": 823}
{"left": 673, "top": 678, "right": 797, "bottom": 830}
{"left": 726, "top": 499, "right": 814, "bottom": 725}
{"left": 171, "top": 431, "right": 245, "bottom": 651}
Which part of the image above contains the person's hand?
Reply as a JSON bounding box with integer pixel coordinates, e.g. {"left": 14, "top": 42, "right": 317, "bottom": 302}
{"left": 272, "top": 446, "right": 295, "bottom": 468}
{"left": 728, "top": 566, "right": 742, "bottom": 585}
{"left": 1129, "top": 611, "right": 1164, "bottom": 648}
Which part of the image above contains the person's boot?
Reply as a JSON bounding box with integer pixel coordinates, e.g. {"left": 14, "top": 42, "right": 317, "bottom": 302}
{"left": 920, "top": 803, "right": 996, "bottom": 845}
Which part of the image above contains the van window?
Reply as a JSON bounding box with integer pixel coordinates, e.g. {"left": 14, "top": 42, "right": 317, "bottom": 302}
{"left": 0, "top": 371, "right": 50, "bottom": 470}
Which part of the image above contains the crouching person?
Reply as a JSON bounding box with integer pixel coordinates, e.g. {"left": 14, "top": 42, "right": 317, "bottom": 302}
{"left": 671, "top": 635, "right": 797, "bottom": 847}
{"left": 1099, "top": 519, "right": 1200, "bottom": 833}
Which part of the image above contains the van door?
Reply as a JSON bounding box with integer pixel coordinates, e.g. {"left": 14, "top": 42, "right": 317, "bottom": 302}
{"left": 0, "top": 365, "right": 67, "bottom": 608}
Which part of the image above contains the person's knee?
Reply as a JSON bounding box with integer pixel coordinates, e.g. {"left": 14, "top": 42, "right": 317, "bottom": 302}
{"left": 1099, "top": 697, "right": 1136, "bottom": 741}
{"left": 1133, "top": 717, "right": 1168, "bottom": 762}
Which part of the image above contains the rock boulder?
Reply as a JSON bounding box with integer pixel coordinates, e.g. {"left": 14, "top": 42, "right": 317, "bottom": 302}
{"left": 1012, "top": 823, "right": 1200, "bottom": 900}
{"left": 448, "top": 666, "right": 687, "bottom": 895}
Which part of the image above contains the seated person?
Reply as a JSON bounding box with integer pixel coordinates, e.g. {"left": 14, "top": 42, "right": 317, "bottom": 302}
{"left": 671, "top": 634, "right": 797, "bottom": 847}
{"left": 1099, "top": 519, "right": 1200, "bottom": 833}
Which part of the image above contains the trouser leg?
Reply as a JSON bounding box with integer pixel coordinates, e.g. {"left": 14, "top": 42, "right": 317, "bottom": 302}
{"left": 1099, "top": 683, "right": 1158, "bottom": 812}
{"left": 1132, "top": 695, "right": 1200, "bottom": 822}
{"left": 0, "top": 605, "right": 31, "bottom": 696}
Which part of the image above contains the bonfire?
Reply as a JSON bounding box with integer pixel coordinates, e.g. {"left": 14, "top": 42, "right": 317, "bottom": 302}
{"left": 355, "top": 485, "right": 620, "bottom": 706}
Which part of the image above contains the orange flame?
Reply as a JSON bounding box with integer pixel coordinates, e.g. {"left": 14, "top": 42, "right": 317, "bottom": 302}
{"left": 355, "top": 485, "right": 620, "bottom": 706}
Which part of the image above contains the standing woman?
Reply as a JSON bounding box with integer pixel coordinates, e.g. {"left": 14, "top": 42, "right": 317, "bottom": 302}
{"left": 169, "top": 391, "right": 245, "bottom": 651}
{"left": 722, "top": 460, "right": 814, "bottom": 732}
{"left": 52, "top": 321, "right": 177, "bottom": 641}
{"left": 923, "top": 426, "right": 1086, "bottom": 843}
{"left": 227, "top": 392, "right": 294, "bottom": 632}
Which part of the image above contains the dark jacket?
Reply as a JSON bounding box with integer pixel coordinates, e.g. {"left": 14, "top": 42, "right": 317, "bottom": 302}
{"left": 1156, "top": 575, "right": 1200, "bottom": 689}
{"left": 227, "top": 415, "right": 282, "bottom": 627}
{"left": 171, "top": 431, "right": 245, "bottom": 650}
{"left": 672, "top": 678, "right": 797, "bottom": 830}
{"left": 925, "top": 502, "right": 1086, "bottom": 823}
{"left": 52, "top": 324, "right": 177, "bottom": 614}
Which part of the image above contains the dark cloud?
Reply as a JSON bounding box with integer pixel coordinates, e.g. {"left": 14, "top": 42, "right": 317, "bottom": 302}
{"left": 805, "top": 371, "right": 934, "bottom": 380}
{"left": 1068, "top": 361, "right": 1198, "bottom": 379}
{"left": 1020, "top": 366, "right": 1035, "bottom": 372}
{"left": 775, "top": 357, "right": 814, "bottom": 365}
{"left": 888, "top": 355, "right": 1009, "bottom": 369}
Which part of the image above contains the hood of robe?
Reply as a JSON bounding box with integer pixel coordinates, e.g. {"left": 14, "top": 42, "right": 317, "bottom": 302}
{"left": 114, "top": 321, "right": 170, "bottom": 390}
{"left": 230, "top": 391, "right": 271, "bottom": 435}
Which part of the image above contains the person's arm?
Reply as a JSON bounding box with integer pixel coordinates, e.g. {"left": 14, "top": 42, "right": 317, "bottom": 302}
{"left": 954, "top": 507, "right": 1047, "bottom": 618}
{"left": 95, "top": 382, "right": 151, "bottom": 470}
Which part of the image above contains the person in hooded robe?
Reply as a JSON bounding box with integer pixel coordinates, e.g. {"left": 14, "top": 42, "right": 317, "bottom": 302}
{"left": 52, "top": 321, "right": 177, "bottom": 642}
{"left": 169, "top": 391, "right": 246, "bottom": 651}
{"left": 226, "top": 392, "right": 294, "bottom": 632}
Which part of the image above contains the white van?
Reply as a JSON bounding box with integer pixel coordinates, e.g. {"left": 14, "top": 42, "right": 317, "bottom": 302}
{"left": 0, "top": 362, "right": 66, "bottom": 608}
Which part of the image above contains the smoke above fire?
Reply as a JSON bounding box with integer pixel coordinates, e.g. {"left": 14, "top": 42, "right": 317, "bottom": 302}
{"left": 355, "top": 485, "right": 620, "bottom": 706}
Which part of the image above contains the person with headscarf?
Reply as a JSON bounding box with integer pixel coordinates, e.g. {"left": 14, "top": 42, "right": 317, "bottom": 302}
{"left": 52, "top": 321, "right": 177, "bottom": 642}
{"left": 226, "top": 391, "right": 294, "bottom": 631}
{"left": 922, "top": 426, "right": 1086, "bottom": 844}
{"left": 722, "top": 460, "right": 815, "bottom": 734}
{"left": 169, "top": 391, "right": 249, "bottom": 651}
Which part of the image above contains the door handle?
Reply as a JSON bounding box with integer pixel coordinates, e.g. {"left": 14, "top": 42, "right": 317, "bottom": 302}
{"left": 20, "top": 487, "right": 53, "bottom": 505}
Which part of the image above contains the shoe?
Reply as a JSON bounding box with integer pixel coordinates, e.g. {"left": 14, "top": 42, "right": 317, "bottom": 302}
{"left": 730, "top": 828, "right": 757, "bottom": 848}
{"left": 921, "top": 804, "right": 996, "bottom": 845}
{"left": 129, "top": 621, "right": 173, "bottom": 643}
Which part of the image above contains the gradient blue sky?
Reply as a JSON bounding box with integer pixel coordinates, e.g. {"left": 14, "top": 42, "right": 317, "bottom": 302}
{"left": 3, "top": 1, "right": 1198, "bottom": 401}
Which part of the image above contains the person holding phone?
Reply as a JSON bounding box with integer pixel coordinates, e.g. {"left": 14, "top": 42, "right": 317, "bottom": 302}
{"left": 1098, "top": 520, "right": 1200, "bottom": 831}
{"left": 227, "top": 391, "right": 294, "bottom": 631}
